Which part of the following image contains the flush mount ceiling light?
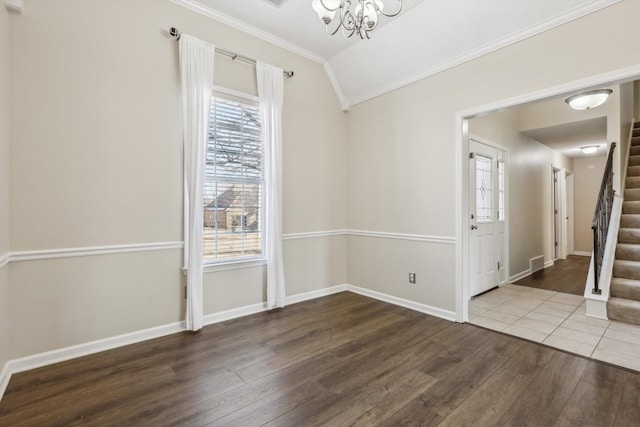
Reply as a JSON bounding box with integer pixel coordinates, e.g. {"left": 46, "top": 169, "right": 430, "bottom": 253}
{"left": 312, "top": 0, "right": 402, "bottom": 39}
{"left": 580, "top": 145, "right": 600, "bottom": 154}
{"left": 565, "top": 89, "right": 612, "bottom": 111}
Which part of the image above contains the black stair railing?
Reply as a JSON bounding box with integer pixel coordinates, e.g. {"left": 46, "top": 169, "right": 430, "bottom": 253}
{"left": 591, "top": 142, "right": 616, "bottom": 295}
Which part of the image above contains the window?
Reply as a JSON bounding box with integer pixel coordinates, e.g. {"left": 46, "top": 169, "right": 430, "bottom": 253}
{"left": 498, "top": 160, "right": 505, "bottom": 221}
{"left": 204, "top": 91, "right": 264, "bottom": 262}
{"left": 475, "top": 154, "right": 493, "bottom": 222}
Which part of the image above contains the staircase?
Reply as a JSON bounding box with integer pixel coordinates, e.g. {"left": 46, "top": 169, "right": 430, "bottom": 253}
{"left": 609, "top": 121, "right": 640, "bottom": 324}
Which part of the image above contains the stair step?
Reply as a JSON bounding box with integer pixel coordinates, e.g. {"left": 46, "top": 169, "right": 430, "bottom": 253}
{"left": 634, "top": 128, "right": 640, "bottom": 137}
{"left": 634, "top": 121, "right": 640, "bottom": 129}
{"left": 625, "top": 188, "right": 640, "bottom": 201}
{"left": 623, "top": 201, "right": 640, "bottom": 214}
{"left": 620, "top": 214, "right": 640, "bottom": 228}
{"left": 607, "top": 297, "right": 640, "bottom": 325}
{"left": 616, "top": 243, "right": 640, "bottom": 261}
{"left": 628, "top": 166, "right": 640, "bottom": 176}
{"left": 618, "top": 228, "right": 640, "bottom": 244}
{"left": 629, "top": 155, "right": 640, "bottom": 167}
{"left": 626, "top": 176, "right": 640, "bottom": 189}
{"left": 632, "top": 145, "right": 640, "bottom": 156}
{"left": 613, "top": 259, "right": 640, "bottom": 280}
{"left": 611, "top": 277, "right": 640, "bottom": 300}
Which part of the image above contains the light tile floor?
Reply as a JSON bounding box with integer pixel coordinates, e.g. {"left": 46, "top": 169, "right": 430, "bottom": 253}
{"left": 469, "top": 284, "right": 640, "bottom": 372}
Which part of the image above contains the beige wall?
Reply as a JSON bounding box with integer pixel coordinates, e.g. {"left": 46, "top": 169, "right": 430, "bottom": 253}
{"left": 0, "top": 2, "right": 10, "bottom": 376}
{"left": 573, "top": 156, "right": 607, "bottom": 253}
{"left": 347, "top": 0, "right": 640, "bottom": 312}
{"left": 469, "top": 111, "right": 573, "bottom": 275}
{"left": 7, "top": 0, "right": 347, "bottom": 358}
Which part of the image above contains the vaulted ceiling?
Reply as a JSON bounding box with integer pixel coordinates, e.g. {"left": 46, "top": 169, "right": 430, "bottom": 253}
{"left": 172, "top": 0, "right": 621, "bottom": 110}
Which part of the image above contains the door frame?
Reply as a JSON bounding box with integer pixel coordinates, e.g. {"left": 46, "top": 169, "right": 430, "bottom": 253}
{"left": 468, "top": 134, "right": 510, "bottom": 296}
{"left": 454, "top": 64, "right": 640, "bottom": 323}
{"left": 552, "top": 164, "right": 568, "bottom": 262}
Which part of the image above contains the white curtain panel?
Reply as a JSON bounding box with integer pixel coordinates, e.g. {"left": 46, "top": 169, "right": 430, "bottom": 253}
{"left": 179, "top": 34, "right": 215, "bottom": 331}
{"left": 257, "top": 62, "right": 287, "bottom": 309}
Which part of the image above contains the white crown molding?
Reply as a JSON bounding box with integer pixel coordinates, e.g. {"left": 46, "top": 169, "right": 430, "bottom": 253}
{"left": 347, "top": 230, "right": 456, "bottom": 245}
{"left": 348, "top": 0, "right": 622, "bottom": 107}
{"left": 5, "top": 0, "right": 24, "bottom": 13}
{"left": 169, "top": 0, "right": 325, "bottom": 65}
{"left": 0, "top": 252, "right": 8, "bottom": 269}
{"left": 323, "top": 62, "right": 350, "bottom": 112}
{"left": 9, "top": 242, "right": 184, "bottom": 263}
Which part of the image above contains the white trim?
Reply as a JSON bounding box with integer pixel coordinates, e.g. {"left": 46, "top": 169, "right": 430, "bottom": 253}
{"left": 5, "top": 0, "right": 24, "bottom": 13}
{"left": 347, "top": 230, "right": 456, "bottom": 244}
{"left": 0, "top": 252, "right": 8, "bottom": 269}
{"left": 9, "top": 242, "right": 184, "bottom": 263}
{"left": 285, "top": 284, "right": 348, "bottom": 305}
{"left": 7, "top": 321, "right": 186, "bottom": 376}
{"left": 572, "top": 251, "right": 591, "bottom": 257}
{"left": 282, "top": 230, "right": 348, "bottom": 240}
{"left": 212, "top": 85, "right": 259, "bottom": 104}
{"left": 348, "top": 0, "right": 621, "bottom": 106}
{"left": 169, "top": 0, "right": 325, "bottom": 65}
{"left": 202, "top": 258, "right": 267, "bottom": 274}
{"left": 0, "top": 283, "right": 458, "bottom": 402}
{"left": 509, "top": 269, "right": 532, "bottom": 283}
{"left": 544, "top": 259, "right": 555, "bottom": 269}
{"left": 0, "top": 361, "right": 10, "bottom": 402}
{"left": 323, "top": 62, "right": 350, "bottom": 112}
{"left": 346, "top": 285, "right": 457, "bottom": 322}
{"left": 0, "top": 284, "right": 349, "bottom": 401}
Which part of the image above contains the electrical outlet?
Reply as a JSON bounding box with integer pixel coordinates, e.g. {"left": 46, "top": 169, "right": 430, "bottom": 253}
{"left": 409, "top": 272, "right": 416, "bottom": 284}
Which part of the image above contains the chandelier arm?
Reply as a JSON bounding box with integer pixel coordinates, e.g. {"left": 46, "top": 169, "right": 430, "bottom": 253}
{"left": 319, "top": 0, "right": 342, "bottom": 12}
{"left": 378, "top": 0, "right": 403, "bottom": 17}
{"left": 339, "top": 5, "right": 356, "bottom": 32}
{"left": 326, "top": 21, "right": 342, "bottom": 36}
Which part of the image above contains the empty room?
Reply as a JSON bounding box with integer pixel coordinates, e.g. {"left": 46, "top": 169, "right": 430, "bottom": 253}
{"left": 2, "top": 0, "right": 640, "bottom": 425}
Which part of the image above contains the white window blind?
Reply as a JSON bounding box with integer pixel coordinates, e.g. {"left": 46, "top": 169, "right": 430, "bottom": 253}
{"left": 204, "top": 92, "right": 265, "bottom": 262}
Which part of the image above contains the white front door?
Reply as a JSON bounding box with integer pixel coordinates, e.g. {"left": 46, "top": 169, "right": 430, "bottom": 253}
{"left": 469, "top": 140, "right": 506, "bottom": 297}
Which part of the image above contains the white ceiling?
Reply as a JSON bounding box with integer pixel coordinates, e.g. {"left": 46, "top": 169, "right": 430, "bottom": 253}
{"left": 521, "top": 117, "right": 608, "bottom": 159}
{"left": 173, "top": 0, "right": 621, "bottom": 109}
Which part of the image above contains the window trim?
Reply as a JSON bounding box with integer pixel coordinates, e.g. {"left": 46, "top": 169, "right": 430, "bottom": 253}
{"left": 191, "top": 86, "right": 267, "bottom": 269}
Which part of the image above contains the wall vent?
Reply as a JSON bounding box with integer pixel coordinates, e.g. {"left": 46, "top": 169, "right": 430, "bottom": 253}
{"left": 261, "top": 0, "right": 288, "bottom": 7}
{"left": 530, "top": 255, "right": 545, "bottom": 274}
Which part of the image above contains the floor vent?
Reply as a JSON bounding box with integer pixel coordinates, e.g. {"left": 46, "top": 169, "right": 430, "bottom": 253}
{"left": 530, "top": 255, "right": 545, "bottom": 273}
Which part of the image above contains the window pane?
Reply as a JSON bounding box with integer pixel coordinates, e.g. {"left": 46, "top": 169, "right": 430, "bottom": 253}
{"left": 476, "top": 154, "right": 493, "bottom": 222}
{"left": 498, "top": 160, "right": 505, "bottom": 221}
{"left": 204, "top": 95, "right": 265, "bottom": 262}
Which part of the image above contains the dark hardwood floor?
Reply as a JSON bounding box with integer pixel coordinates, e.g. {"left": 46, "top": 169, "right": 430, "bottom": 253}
{"left": 513, "top": 255, "right": 590, "bottom": 295}
{"left": 1, "top": 291, "right": 638, "bottom": 426}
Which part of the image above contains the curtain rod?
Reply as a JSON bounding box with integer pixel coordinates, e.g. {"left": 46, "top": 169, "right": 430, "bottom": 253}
{"left": 169, "top": 27, "right": 294, "bottom": 78}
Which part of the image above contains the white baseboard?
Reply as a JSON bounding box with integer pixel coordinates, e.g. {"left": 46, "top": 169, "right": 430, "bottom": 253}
{"left": 0, "top": 361, "right": 10, "bottom": 403}
{"left": 509, "top": 269, "right": 531, "bottom": 283}
{"left": 0, "top": 283, "right": 454, "bottom": 401}
{"left": 544, "top": 260, "right": 555, "bottom": 269}
{"left": 345, "top": 285, "right": 457, "bottom": 322}
{"left": 0, "top": 284, "right": 349, "bottom": 401}
{"left": 572, "top": 251, "right": 592, "bottom": 257}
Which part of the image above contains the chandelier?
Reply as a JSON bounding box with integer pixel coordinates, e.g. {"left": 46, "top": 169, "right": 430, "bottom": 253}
{"left": 311, "top": 0, "right": 403, "bottom": 39}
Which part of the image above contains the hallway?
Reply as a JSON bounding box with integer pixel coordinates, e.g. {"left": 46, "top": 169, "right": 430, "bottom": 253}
{"left": 511, "top": 255, "right": 590, "bottom": 296}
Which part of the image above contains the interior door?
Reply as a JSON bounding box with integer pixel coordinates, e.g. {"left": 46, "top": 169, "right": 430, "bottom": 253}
{"left": 470, "top": 140, "right": 505, "bottom": 297}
